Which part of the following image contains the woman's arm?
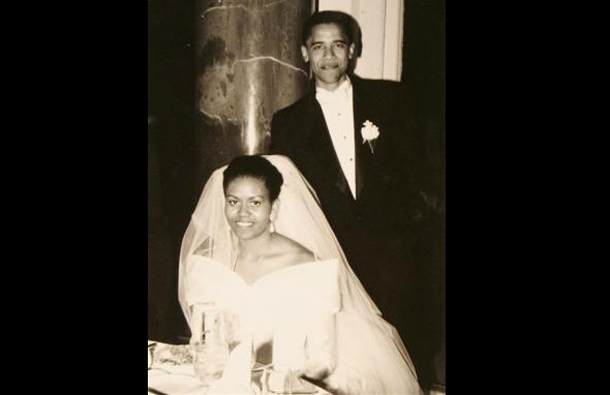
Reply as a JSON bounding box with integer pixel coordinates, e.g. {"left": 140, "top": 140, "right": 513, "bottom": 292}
{"left": 299, "top": 312, "right": 337, "bottom": 380}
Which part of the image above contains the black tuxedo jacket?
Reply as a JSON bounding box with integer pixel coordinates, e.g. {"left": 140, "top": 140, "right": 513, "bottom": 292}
{"left": 270, "top": 76, "right": 421, "bottom": 245}
{"left": 271, "top": 76, "right": 423, "bottom": 326}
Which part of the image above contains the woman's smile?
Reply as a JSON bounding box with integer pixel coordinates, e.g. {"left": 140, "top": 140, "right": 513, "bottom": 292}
{"left": 224, "top": 176, "right": 276, "bottom": 241}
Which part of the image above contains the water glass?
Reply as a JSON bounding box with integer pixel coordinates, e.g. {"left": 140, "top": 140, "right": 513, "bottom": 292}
{"left": 192, "top": 340, "right": 228, "bottom": 386}
{"left": 190, "top": 306, "right": 229, "bottom": 386}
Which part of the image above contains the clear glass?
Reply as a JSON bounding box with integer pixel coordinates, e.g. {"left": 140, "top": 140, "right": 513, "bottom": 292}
{"left": 192, "top": 340, "right": 229, "bottom": 386}
{"left": 190, "top": 307, "right": 229, "bottom": 387}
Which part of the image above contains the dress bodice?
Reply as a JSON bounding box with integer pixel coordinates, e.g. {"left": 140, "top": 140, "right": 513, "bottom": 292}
{"left": 186, "top": 256, "right": 339, "bottom": 314}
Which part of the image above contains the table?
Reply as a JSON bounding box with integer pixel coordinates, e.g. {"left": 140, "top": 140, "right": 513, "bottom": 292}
{"left": 148, "top": 341, "right": 332, "bottom": 395}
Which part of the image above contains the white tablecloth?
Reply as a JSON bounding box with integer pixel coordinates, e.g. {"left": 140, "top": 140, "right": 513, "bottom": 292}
{"left": 148, "top": 341, "right": 331, "bottom": 395}
{"left": 148, "top": 364, "right": 206, "bottom": 395}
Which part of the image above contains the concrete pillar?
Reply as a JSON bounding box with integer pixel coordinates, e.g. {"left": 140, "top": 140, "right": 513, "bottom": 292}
{"left": 195, "top": 0, "right": 312, "bottom": 174}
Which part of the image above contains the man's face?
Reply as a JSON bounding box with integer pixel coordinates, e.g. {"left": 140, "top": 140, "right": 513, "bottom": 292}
{"left": 301, "top": 23, "right": 355, "bottom": 91}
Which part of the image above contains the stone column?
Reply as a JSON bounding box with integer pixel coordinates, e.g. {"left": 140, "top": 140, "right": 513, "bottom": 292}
{"left": 195, "top": 0, "right": 312, "bottom": 175}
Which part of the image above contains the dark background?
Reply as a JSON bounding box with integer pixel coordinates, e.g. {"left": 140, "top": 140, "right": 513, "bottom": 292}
{"left": 148, "top": 0, "right": 445, "bottom": 388}
{"left": 148, "top": 0, "right": 197, "bottom": 341}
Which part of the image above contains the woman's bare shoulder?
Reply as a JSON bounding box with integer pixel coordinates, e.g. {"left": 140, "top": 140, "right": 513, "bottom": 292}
{"left": 271, "top": 233, "right": 315, "bottom": 266}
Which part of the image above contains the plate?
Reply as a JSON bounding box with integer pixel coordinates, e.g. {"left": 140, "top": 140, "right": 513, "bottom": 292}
{"left": 148, "top": 370, "right": 203, "bottom": 395}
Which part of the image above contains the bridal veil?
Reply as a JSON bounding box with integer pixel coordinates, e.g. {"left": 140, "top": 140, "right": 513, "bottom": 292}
{"left": 178, "top": 155, "right": 422, "bottom": 394}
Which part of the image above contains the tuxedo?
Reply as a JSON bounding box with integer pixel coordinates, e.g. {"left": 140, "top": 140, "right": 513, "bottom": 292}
{"left": 270, "top": 76, "right": 423, "bottom": 331}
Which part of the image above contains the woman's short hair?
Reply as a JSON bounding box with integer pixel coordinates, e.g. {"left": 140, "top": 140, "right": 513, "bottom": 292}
{"left": 223, "top": 155, "right": 284, "bottom": 202}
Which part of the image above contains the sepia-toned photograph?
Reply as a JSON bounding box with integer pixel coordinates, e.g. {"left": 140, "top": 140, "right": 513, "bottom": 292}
{"left": 148, "top": 1, "right": 445, "bottom": 394}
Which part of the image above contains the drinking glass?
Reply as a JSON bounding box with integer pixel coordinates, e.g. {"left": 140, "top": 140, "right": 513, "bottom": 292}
{"left": 192, "top": 340, "right": 228, "bottom": 386}
{"left": 190, "top": 306, "right": 229, "bottom": 387}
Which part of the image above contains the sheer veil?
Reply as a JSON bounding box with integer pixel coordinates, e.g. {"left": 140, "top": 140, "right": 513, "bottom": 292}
{"left": 178, "top": 155, "right": 422, "bottom": 394}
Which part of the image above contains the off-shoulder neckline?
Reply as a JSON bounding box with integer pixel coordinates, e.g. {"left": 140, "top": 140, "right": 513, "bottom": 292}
{"left": 203, "top": 258, "right": 336, "bottom": 288}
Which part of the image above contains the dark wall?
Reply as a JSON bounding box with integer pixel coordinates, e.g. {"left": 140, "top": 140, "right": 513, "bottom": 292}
{"left": 402, "top": 0, "right": 446, "bottom": 389}
{"left": 148, "top": 0, "right": 197, "bottom": 342}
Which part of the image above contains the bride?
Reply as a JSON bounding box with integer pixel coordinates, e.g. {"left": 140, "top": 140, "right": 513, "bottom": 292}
{"left": 179, "top": 155, "right": 423, "bottom": 395}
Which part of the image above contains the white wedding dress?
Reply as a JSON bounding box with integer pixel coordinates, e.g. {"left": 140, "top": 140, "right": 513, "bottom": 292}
{"left": 185, "top": 257, "right": 339, "bottom": 387}
{"left": 179, "top": 155, "right": 423, "bottom": 395}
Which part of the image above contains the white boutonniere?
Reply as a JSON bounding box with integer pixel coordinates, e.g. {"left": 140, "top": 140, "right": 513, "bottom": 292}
{"left": 361, "top": 120, "right": 380, "bottom": 153}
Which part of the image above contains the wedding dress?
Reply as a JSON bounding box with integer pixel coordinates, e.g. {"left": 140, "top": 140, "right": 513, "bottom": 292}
{"left": 179, "top": 155, "right": 423, "bottom": 395}
{"left": 185, "top": 256, "right": 339, "bottom": 390}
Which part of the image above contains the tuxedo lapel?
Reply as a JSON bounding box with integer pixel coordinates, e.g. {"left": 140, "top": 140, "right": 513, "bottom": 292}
{"left": 352, "top": 78, "right": 374, "bottom": 201}
{"left": 305, "top": 94, "right": 352, "bottom": 199}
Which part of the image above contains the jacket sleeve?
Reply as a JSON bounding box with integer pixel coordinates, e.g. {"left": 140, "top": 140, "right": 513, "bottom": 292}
{"left": 270, "top": 111, "right": 293, "bottom": 157}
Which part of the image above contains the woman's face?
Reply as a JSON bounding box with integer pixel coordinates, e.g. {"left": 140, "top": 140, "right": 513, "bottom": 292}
{"left": 224, "top": 176, "right": 277, "bottom": 241}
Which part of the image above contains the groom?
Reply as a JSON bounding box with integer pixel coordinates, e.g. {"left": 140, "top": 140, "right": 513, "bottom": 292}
{"left": 270, "top": 11, "right": 422, "bottom": 340}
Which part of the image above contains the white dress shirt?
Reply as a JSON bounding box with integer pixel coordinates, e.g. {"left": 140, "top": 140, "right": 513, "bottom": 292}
{"left": 316, "top": 77, "right": 357, "bottom": 199}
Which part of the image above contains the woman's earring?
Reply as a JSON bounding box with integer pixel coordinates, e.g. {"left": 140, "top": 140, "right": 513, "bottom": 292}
{"left": 269, "top": 215, "right": 275, "bottom": 233}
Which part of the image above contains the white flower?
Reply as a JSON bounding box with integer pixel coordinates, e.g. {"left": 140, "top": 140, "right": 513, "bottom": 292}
{"left": 361, "top": 120, "right": 380, "bottom": 153}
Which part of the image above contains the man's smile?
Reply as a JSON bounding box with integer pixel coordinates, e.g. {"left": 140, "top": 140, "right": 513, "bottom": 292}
{"left": 320, "top": 63, "right": 339, "bottom": 70}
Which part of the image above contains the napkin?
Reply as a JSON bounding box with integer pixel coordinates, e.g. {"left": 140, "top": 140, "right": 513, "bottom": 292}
{"left": 265, "top": 370, "right": 318, "bottom": 394}
{"left": 208, "top": 341, "right": 253, "bottom": 394}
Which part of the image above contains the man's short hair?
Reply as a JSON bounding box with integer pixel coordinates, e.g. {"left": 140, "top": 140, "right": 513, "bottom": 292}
{"left": 301, "top": 11, "right": 362, "bottom": 56}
